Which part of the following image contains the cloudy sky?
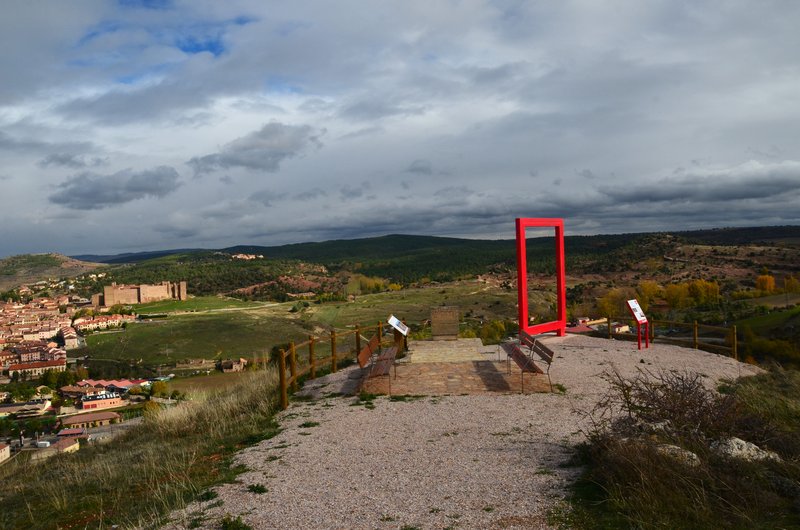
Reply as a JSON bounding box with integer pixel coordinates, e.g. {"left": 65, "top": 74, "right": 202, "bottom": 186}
{"left": 2, "top": 0, "right": 799, "bottom": 257}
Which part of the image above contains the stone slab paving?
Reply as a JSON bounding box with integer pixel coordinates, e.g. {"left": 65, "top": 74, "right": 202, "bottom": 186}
{"left": 363, "top": 360, "right": 552, "bottom": 395}
{"left": 406, "top": 337, "right": 504, "bottom": 363}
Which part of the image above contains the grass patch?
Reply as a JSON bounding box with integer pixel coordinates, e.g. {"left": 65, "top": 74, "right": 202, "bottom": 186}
{"left": 135, "top": 296, "right": 261, "bottom": 313}
{"left": 0, "top": 369, "right": 282, "bottom": 529}
{"left": 220, "top": 513, "right": 253, "bottom": 530}
{"left": 351, "top": 391, "right": 378, "bottom": 409}
{"left": 299, "top": 421, "right": 320, "bottom": 428}
{"left": 81, "top": 311, "right": 310, "bottom": 366}
{"left": 246, "top": 484, "right": 268, "bottom": 494}
{"left": 562, "top": 366, "right": 800, "bottom": 529}
{"left": 388, "top": 394, "right": 426, "bottom": 402}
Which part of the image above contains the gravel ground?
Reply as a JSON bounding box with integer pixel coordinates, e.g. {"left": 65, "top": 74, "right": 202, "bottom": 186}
{"left": 165, "top": 335, "right": 761, "bottom": 530}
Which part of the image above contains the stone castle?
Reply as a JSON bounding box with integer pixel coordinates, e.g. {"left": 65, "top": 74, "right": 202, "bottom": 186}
{"left": 92, "top": 281, "right": 188, "bottom": 307}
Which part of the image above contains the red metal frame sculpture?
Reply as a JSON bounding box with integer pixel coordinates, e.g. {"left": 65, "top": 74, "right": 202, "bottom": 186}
{"left": 515, "top": 218, "right": 566, "bottom": 337}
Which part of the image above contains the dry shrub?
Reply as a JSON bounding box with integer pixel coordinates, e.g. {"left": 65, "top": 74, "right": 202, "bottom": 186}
{"left": 574, "top": 368, "right": 800, "bottom": 529}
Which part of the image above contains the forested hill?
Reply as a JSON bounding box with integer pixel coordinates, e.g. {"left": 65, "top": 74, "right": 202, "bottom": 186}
{"left": 59, "top": 225, "right": 800, "bottom": 293}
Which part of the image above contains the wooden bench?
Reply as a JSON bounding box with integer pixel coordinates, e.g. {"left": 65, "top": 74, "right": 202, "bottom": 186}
{"left": 502, "top": 331, "right": 555, "bottom": 392}
{"left": 370, "top": 344, "right": 399, "bottom": 378}
{"left": 357, "top": 334, "right": 381, "bottom": 368}
{"left": 357, "top": 333, "right": 402, "bottom": 394}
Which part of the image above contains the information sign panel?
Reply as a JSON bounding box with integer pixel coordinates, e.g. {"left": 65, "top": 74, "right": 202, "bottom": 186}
{"left": 387, "top": 315, "right": 409, "bottom": 336}
{"left": 627, "top": 299, "right": 647, "bottom": 324}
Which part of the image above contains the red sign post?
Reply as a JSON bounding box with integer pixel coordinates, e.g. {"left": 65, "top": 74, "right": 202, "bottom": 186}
{"left": 626, "top": 299, "right": 649, "bottom": 350}
{"left": 515, "top": 218, "right": 566, "bottom": 338}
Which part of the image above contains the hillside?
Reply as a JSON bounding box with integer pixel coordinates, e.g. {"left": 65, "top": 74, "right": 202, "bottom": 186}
{"left": 0, "top": 253, "right": 104, "bottom": 291}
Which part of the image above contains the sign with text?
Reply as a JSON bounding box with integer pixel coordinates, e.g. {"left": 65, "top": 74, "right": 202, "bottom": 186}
{"left": 627, "top": 299, "right": 647, "bottom": 324}
{"left": 387, "top": 315, "right": 409, "bottom": 336}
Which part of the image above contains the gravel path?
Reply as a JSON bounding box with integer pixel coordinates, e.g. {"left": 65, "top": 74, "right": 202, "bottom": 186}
{"left": 165, "top": 335, "right": 760, "bottom": 530}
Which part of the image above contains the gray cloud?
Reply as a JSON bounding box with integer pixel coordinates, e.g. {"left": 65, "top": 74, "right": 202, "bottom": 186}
{"left": 406, "top": 159, "right": 433, "bottom": 175}
{"left": 3, "top": 2, "right": 800, "bottom": 256}
{"left": 49, "top": 166, "right": 181, "bottom": 210}
{"left": 38, "top": 153, "right": 108, "bottom": 169}
{"left": 187, "top": 122, "right": 323, "bottom": 176}
{"left": 601, "top": 161, "right": 800, "bottom": 204}
{"left": 293, "top": 188, "right": 327, "bottom": 201}
{"left": 339, "top": 98, "right": 426, "bottom": 121}
{"left": 249, "top": 189, "right": 288, "bottom": 206}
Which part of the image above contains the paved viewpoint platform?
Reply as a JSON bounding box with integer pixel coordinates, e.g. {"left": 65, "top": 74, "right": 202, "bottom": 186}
{"left": 362, "top": 338, "right": 552, "bottom": 395}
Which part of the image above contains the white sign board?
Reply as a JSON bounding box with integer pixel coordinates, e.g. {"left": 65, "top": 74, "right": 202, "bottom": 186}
{"left": 387, "top": 315, "right": 409, "bottom": 336}
{"left": 627, "top": 299, "right": 648, "bottom": 324}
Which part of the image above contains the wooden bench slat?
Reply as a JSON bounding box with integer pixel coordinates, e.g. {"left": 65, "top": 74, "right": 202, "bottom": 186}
{"left": 501, "top": 343, "right": 543, "bottom": 374}
{"left": 357, "top": 335, "right": 380, "bottom": 368}
{"left": 531, "top": 342, "right": 553, "bottom": 364}
{"left": 368, "top": 344, "right": 400, "bottom": 378}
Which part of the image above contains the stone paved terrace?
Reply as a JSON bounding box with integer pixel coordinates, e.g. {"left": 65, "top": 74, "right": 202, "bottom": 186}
{"left": 298, "top": 337, "right": 554, "bottom": 398}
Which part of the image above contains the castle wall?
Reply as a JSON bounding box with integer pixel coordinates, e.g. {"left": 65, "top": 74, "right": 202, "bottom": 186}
{"left": 103, "top": 284, "right": 140, "bottom": 306}
{"left": 98, "top": 281, "right": 188, "bottom": 307}
{"left": 139, "top": 282, "right": 172, "bottom": 303}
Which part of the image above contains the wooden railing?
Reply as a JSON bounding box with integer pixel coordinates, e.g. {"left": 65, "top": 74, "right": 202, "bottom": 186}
{"left": 602, "top": 317, "right": 739, "bottom": 360}
{"left": 276, "top": 322, "right": 392, "bottom": 410}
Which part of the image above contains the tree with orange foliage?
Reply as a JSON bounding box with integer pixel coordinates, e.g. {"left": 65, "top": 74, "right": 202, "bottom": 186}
{"left": 756, "top": 274, "right": 776, "bottom": 293}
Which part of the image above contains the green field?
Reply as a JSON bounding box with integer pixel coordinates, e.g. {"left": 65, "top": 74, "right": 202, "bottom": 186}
{"left": 302, "top": 280, "right": 553, "bottom": 329}
{"left": 78, "top": 281, "right": 553, "bottom": 375}
{"left": 82, "top": 310, "right": 311, "bottom": 365}
{"left": 738, "top": 305, "right": 800, "bottom": 335}
{"left": 744, "top": 292, "right": 800, "bottom": 309}
{"left": 135, "top": 295, "right": 267, "bottom": 313}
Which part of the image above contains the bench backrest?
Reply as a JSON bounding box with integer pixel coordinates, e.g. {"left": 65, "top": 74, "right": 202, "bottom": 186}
{"left": 357, "top": 334, "right": 381, "bottom": 368}
{"left": 519, "top": 330, "right": 554, "bottom": 364}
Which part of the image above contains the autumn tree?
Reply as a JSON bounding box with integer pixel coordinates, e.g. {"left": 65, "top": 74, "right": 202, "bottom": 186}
{"left": 636, "top": 280, "right": 662, "bottom": 312}
{"left": 784, "top": 275, "right": 800, "bottom": 293}
{"left": 664, "top": 283, "right": 690, "bottom": 311}
{"left": 756, "top": 274, "right": 776, "bottom": 293}
{"left": 596, "top": 288, "right": 632, "bottom": 317}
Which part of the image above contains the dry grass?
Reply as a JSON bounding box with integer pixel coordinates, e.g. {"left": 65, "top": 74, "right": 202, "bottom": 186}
{"left": 558, "top": 367, "right": 800, "bottom": 529}
{"left": 0, "top": 369, "right": 281, "bottom": 530}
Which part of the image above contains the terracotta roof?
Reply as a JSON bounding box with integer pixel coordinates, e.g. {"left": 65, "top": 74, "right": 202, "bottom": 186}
{"left": 61, "top": 411, "right": 120, "bottom": 425}
{"left": 51, "top": 437, "right": 79, "bottom": 451}
{"left": 8, "top": 359, "right": 66, "bottom": 370}
{"left": 57, "top": 428, "right": 85, "bottom": 436}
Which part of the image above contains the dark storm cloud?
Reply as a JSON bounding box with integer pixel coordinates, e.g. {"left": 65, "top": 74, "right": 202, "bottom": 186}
{"left": 339, "top": 98, "right": 426, "bottom": 121}
{"left": 151, "top": 224, "right": 199, "bottom": 239}
{"left": 48, "top": 166, "right": 181, "bottom": 210}
{"left": 601, "top": 162, "right": 800, "bottom": 204}
{"left": 187, "top": 122, "right": 323, "bottom": 176}
{"left": 38, "top": 153, "right": 108, "bottom": 169}
{"left": 405, "top": 159, "right": 433, "bottom": 175}
{"left": 249, "top": 189, "right": 288, "bottom": 206}
{"left": 293, "top": 188, "right": 327, "bottom": 201}
{"left": 0, "top": 131, "right": 93, "bottom": 155}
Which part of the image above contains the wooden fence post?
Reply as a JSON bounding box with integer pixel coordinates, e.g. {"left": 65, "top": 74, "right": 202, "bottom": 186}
{"left": 331, "top": 329, "right": 337, "bottom": 373}
{"left": 607, "top": 317, "right": 612, "bottom": 339}
{"left": 377, "top": 321, "right": 383, "bottom": 346}
{"left": 403, "top": 320, "right": 409, "bottom": 351}
{"left": 355, "top": 325, "right": 361, "bottom": 356}
{"left": 309, "top": 336, "right": 316, "bottom": 379}
{"left": 693, "top": 321, "right": 698, "bottom": 349}
{"left": 278, "top": 348, "right": 288, "bottom": 410}
{"left": 650, "top": 320, "right": 655, "bottom": 343}
{"left": 289, "top": 341, "right": 298, "bottom": 392}
{"left": 733, "top": 325, "right": 738, "bottom": 360}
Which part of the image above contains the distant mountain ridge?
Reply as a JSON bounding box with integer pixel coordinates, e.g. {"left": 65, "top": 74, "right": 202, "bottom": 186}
{"left": 71, "top": 225, "right": 800, "bottom": 264}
